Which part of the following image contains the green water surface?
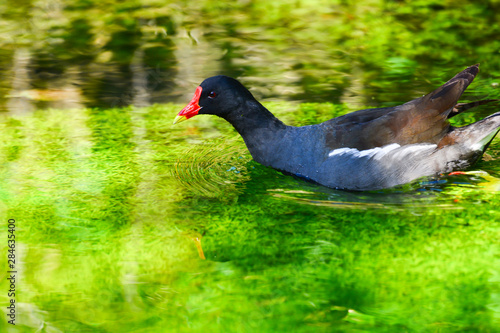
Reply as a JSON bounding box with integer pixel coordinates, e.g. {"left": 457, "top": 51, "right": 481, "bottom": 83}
{"left": 0, "top": 102, "right": 499, "bottom": 332}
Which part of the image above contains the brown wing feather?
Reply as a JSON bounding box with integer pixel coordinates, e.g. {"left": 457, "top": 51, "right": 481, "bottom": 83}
{"left": 322, "top": 64, "right": 480, "bottom": 150}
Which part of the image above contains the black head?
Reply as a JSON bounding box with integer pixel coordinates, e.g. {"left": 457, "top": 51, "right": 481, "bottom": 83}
{"left": 174, "top": 75, "right": 257, "bottom": 124}
{"left": 199, "top": 75, "right": 256, "bottom": 117}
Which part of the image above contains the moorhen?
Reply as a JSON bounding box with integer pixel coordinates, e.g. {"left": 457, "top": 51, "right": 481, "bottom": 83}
{"left": 174, "top": 64, "right": 500, "bottom": 190}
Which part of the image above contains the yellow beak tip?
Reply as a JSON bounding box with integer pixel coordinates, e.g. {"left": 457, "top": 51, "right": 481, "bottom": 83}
{"left": 173, "top": 115, "right": 187, "bottom": 124}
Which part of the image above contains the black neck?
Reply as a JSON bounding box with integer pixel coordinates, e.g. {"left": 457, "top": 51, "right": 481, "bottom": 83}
{"left": 224, "top": 100, "right": 286, "bottom": 137}
{"left": 222, "top": 100, "right": 288, "bottom": 166}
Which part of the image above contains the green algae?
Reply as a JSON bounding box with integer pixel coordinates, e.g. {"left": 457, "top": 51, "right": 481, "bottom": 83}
{"left": 0, "top": 103, "right": 498, "bottom": 332}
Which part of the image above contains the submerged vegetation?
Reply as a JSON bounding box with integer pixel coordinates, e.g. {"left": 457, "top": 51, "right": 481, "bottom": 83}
{"left": 0, "top": 102, "right": 499, "bottom": 332}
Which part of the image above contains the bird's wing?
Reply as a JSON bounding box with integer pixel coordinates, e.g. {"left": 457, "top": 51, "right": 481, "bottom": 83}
{"left": 322, "top": 64, "right": 481, "bottom": 150}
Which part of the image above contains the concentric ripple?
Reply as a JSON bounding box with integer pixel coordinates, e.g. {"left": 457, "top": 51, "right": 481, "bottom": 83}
{"left": 173, "top": 138, "right": 251, "bottom": 198}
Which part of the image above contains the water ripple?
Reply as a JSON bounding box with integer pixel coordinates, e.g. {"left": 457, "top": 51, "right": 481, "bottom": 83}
{"left": 268, "top": 171, "right": 500, "bottom": 211}
{"left": 173, "top": 139, "right": 251, "bottom": 198}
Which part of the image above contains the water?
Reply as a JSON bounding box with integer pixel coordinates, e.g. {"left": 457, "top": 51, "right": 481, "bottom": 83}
{"left": 1, "top": 1, "right": 500, "bottom": 332}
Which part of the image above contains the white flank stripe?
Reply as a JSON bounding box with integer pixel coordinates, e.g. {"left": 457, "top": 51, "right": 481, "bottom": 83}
{"left": 328, "top": 143, "right": 400, "bottom": 159}
{"left": 328, "top": 143, "right": 437, "bottom": 160}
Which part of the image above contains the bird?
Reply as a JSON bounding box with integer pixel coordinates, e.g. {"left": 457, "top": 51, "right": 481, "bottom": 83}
{"left": 173, "top": 64, "right": 500, "bottom": 191}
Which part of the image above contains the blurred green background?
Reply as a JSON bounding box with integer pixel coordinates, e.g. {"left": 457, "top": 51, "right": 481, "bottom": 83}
{"left": 1, "top": 0, "right": 500, "bottom": 112}
{"left": 0, "top": 1, "right": 500, "bottom": 332}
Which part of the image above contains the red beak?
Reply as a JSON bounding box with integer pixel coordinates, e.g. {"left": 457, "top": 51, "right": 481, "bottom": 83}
{"left": 174, "top": 86, "right": 203, "bottom": 124}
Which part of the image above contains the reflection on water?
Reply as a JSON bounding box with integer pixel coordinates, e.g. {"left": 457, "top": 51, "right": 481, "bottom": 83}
{"left": 266, "top": 171, "right": 499, "bottom": 211}
{"left": 1, "top": 1, "right": 500, "bottom": 113}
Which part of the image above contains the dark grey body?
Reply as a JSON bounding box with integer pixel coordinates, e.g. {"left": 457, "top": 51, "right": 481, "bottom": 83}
{"left": 240, "top": 112, "right": 500, "bottom": 190}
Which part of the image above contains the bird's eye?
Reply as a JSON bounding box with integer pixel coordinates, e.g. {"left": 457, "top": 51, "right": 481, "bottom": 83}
{"left": 208, "top": 91, "right": 217, "bottom": 99}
